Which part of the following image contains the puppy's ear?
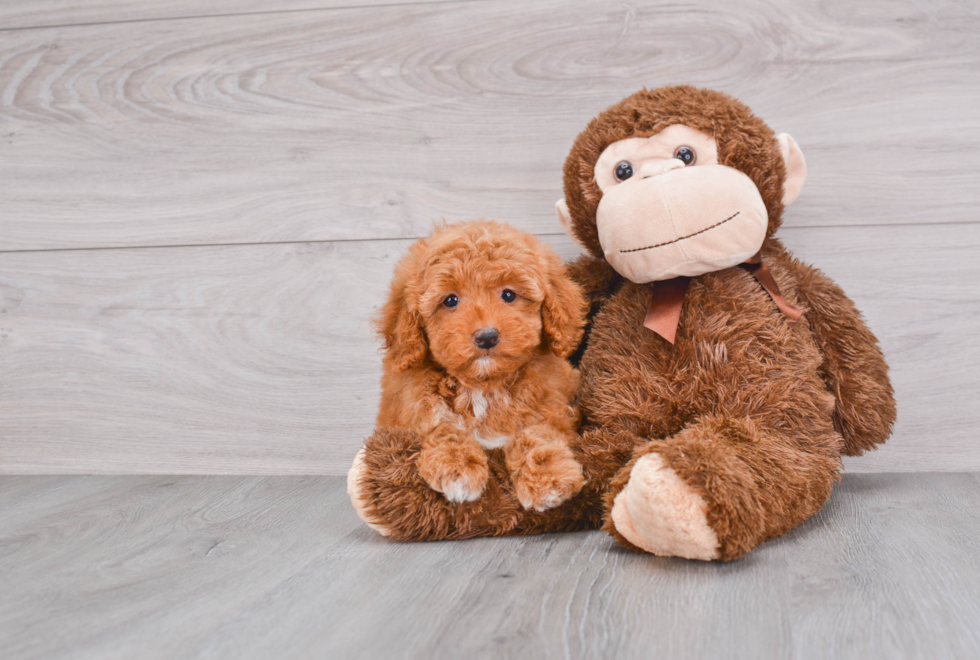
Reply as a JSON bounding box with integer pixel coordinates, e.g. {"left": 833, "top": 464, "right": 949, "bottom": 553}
{"left": 374, "top": 258, "right": 428, "bottom": 373}
{"left": 540, "top": 252, "right": 588, "bottom": 358}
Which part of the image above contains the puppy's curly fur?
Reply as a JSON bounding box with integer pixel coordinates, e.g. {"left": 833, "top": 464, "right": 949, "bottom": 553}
{"left": 361, "top": 220, "right": 589, "bottom": 519}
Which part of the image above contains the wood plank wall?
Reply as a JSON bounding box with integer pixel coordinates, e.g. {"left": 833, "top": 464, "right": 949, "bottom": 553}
{"left": 1, "top": 0, "right": 978, "bottom": 474}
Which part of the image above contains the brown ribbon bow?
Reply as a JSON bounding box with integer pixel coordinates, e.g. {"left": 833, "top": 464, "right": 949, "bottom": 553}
{"left": 643, "top": 252, "right": 802, "bottom": 344}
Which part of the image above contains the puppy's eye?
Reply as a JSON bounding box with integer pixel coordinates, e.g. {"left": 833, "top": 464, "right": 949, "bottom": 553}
{"left": 673, "top": 146, "right": 696, "bottom": 166}
{"left": 501, "top": 289, "right": 517, "bottom": 303}
{"left": 615, "top": 161, "right": 633, "bottom": 181}
{"left": 443, "top": 294, "right": 459, "bottom": 308}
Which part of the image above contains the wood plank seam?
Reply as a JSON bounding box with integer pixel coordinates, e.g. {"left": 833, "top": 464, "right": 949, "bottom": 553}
{"left": 3, "top": 219, "right": 979, "bottom": 255}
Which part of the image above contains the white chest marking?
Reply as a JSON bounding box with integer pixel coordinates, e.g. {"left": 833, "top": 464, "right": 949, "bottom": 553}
{"left": 470, "top": 390, "right": 488, "bottom": 420}
{"left": 473, "top": 430, "right": 510, "bottom": 449}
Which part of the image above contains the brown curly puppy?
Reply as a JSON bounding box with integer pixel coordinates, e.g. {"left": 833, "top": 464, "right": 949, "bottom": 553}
{"left": 351, "top": 88, "right": 895, "bottom": 560}
{"left": 350, "top": 220, "right": 588, "bottom": 534}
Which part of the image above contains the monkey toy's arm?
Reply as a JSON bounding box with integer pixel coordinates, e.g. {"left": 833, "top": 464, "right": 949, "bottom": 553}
{"left": 768, "top": 240, "right": 896, "bottom": 455}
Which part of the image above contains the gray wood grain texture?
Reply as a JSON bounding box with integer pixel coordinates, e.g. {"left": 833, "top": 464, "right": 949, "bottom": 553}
{"left": 1, "top": 0, "right": 979, "bottom": 251}
{"left": 2, "top": 0, "right": 979, "bottom": 474}
{"left": 0, "top": 475, "right": 84, "bottom": 509}
{"left": 0, "top": 473, "right": 978, "bottom": 659}
{"left": 1, "top": 224, "right": 978, "bottom": 474}
{"left": 0, "top": 0, "right": 466, "bottom": 30}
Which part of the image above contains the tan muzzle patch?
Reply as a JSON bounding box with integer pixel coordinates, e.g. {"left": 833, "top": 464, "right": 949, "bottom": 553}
{"left": 597, "top": 164, "right": 768, "bottom": 284}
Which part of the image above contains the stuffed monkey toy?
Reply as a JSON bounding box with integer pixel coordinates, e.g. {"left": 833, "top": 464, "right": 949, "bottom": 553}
{"left": 349, "top": 86, "right": 895, "bottom": 560}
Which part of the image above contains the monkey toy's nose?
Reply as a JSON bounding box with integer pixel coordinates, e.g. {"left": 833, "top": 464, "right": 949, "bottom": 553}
{"left": 473, "top": 328, "right": 500, "bottom": 350}
{"left": 639, "top": 158, "right": 685, "bottom": 179}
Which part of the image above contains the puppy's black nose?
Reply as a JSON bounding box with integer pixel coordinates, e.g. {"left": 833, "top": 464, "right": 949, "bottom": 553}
{"left": 473, "top": 328, "right": 499, "bottom": 350}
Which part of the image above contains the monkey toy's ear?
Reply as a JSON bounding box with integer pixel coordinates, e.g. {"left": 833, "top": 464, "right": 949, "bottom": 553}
{"left": 777, "top": 133, "right": 807, "bottom": 207}
{"left": 556, "top": 199, "right": 589, "bottom": 251}
{"left": 373, "top": 262, "right": 428, "bottom": 373}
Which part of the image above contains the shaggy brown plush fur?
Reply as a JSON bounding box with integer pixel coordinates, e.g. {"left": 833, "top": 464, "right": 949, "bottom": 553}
{"left": 353, "top": 87, "right": 895, "bottom": 560}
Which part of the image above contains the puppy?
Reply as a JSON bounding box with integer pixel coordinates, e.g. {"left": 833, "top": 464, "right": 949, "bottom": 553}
{"left": 373, "top": 220, "right": 588, "bottom": 511}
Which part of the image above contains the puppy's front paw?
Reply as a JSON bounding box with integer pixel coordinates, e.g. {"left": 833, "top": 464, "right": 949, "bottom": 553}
{"left": 418, "top": 441, "right": 489, "bottom": 503}
{"left": 512, "top": 445, "right": 585, "bottom": 512}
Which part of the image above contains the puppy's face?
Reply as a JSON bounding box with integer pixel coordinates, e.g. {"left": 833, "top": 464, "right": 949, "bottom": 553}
{"left": 376, "top": 221, "right": 587, "bottom": 381}
{"left": 421, "top": 258, "right": 544, "bottom": 382}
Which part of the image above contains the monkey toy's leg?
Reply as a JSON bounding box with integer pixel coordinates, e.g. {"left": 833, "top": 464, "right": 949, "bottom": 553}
{"left": 605, "top": 409, "right": 844, "bottom": 561}
{"left": 347, "top": 426, "right": 636, "bottom": 542}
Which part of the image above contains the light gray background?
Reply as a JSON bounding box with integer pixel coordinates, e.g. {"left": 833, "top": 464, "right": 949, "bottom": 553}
{"left": 2, "top": 0, "right": 978, "bottom": 474}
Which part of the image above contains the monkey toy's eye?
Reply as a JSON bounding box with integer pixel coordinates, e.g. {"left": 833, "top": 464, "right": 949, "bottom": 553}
{"left": 443, "top": 294, "right": 459, "bottom": 308}
{"left": 615, "top": 161, "right": 634, "bottom": 181}
{"left": 673, "top": 146, "right": 696, "bottom": 166}
{"left": 501, "top": 289, "right": 517, "bottom": 303}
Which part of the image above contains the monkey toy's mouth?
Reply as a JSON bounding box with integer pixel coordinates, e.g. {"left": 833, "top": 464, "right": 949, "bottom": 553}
{"left": 595, "top": 161, "right": 769, "bottom": 284}
{"left": 619, "top": 212, "right": 741, "bottom": 254}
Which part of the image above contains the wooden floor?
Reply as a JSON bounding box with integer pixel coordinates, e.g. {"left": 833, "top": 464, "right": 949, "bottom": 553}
{"left": 2, "top": 0, "right": 980, "bottom": 474}
{"left": 0, "top": 473, "right": 978, "bottom": 659}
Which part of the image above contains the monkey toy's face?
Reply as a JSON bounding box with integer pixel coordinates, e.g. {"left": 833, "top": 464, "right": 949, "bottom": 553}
{"left": 591, "top": 124, "right": 768, "bottom": 283}
{"left": 557, "top": 102, "right": 807, "bottom": 284}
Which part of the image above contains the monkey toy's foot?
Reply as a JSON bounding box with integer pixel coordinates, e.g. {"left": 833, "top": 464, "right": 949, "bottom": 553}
{"left": 609, "top": 453, "right": 720, "bottom": 561}
{"left": 347, "top": 448, "right": 393, "bottom": 537}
